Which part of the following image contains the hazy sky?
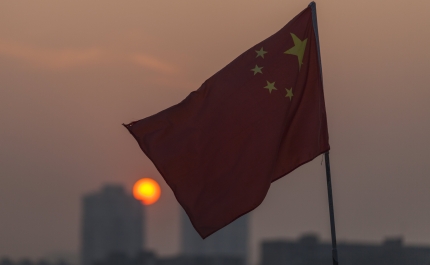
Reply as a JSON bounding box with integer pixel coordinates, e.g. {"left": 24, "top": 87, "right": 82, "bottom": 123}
{"left": 1, "top": 0, "right": 430, "bottom": 264}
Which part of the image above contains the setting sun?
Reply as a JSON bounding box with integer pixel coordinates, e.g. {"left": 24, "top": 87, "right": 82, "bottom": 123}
{"left": 133, "top": 178, "right": 161, "bottom": 205}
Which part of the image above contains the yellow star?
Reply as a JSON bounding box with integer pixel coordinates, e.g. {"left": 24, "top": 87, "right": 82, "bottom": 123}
{"left": 251, "top": 65, "right": 263, "bottom": 75}
{"left": 255, "top": 47, "right": 267, "bottom": 58}
{"left": 285, "top": 88, "right": 293, "bottom": 100}
{"left": 264, "top": 81, "right": 277, "bottom": 94}
{"left": 284, "top": 33, "right": 307, "bottom": 70}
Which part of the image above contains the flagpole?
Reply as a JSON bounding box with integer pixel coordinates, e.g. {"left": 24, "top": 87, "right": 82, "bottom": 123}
{"left": 324, "top": 151, "right": 339, "bottom": 265}
{"left": 309, "top": 2, "right": 339, "bottom": 265}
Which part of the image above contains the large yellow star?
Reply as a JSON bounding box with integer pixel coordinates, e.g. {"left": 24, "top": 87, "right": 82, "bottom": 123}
{"left": 284, "top": 33, "right": 307, "bottom": 70}
{"left": 285, "top": 88, "right": 293, "bottom": 100}
{"left": 255, "top": 47, "right": 267, "bottom": 58}
{"left": 251, "top": 65, "right": 263, "bottom": 75}
{"left": 264, "top": 81, "right": 277, "bottom": 94}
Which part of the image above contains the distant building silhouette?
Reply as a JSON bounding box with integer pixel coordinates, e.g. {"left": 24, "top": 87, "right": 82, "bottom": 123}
{"left": 180, "top": 209, "right": 248, "bottom": 262}
{"left": 93, "top": 251, "right": 156, "bottom": 265}
{"left": 91, "top": 251, "right": 244, "bottom": 265}
{"left": 81, "top": 185, "right": 144, "bottom": 265}
{"left": 157, "top": 255, "right": 244, "bottom": 265}
{"left": 261, "top": 234, "right": 430, "bottom": 265}
{"left": 0, "top": 259, "right": 70, "bottom": 265}
{"left": 17, "top": 260, "right": 33, "bottom": 265}
{"left": 0, "top": 258, "right": 14, "bottom": 265}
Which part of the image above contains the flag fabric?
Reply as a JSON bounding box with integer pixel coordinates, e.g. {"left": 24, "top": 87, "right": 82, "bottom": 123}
{"left": 124, "top": 5, "right": 329, "bottom": 239}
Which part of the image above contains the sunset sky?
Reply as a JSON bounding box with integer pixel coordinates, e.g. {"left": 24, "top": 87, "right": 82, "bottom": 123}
{"left": 1, "top": 0, "right": 430, "bottom": 264}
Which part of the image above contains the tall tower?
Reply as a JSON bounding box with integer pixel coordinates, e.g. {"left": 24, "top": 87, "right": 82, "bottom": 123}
{"left": 81, "top": 185, "right": 144, "bottom": 265}
{"left": 180, "top": 209, "right": 249, "bottom": 261}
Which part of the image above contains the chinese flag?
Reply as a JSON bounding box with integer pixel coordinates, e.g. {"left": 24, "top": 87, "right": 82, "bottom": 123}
{"left": 124, "top": 5, "right": 329, "bottom": 238}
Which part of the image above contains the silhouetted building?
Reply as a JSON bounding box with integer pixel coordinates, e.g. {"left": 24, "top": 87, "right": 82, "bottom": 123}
{"left": 0, "top": 259, "right": 70, "bottom": 265}
{"left": 157, "top": 255, "right": 244, "bottom": 265}
{"left": 261, "top": 234, "right": 430, "bottom": 265}
{"left": 180, "top": 209, "right": 248, "bottom": 262}
{"left": 93, "top": 251, "right": 156, "bottom": 265}
{"left": 81, "top": 185, "right": 144, "bottom": 265}
{"left": 17, "top": 260, "right": 33, "bottom": 265}
{"left": 0, "top": 258, "right": 14, "bottom": 265}
{"left": 92, "top": 251, "right": 244, "bottom": 265}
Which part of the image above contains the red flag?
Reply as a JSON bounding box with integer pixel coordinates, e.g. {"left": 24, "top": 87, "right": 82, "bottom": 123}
{"left": 124, "top": 5, "right": 329, "bottom": 238}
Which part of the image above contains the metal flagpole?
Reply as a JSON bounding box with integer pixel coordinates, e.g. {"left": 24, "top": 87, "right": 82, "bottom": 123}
{"left": 309, "top": 2, "right": 339, "bottom": 265}
{"left": 324, "top": 151, "right": 339, "bottom": 265}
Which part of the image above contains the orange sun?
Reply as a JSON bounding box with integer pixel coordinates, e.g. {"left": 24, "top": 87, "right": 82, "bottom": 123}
{"left": 133, "top": 178, "right": 161, "bottom": 205}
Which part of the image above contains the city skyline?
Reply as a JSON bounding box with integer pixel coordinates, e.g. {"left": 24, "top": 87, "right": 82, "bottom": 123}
{"left": 4, "top": 231, "right": 430, "bottom": 265}
{"left": 3, "top": 182, "right": 430, "bottom": 264}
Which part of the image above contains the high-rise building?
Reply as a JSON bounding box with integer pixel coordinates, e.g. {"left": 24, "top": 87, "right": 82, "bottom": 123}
{"left": 81, "top": 185, "right": 144, "bottom": 265}
{"left": 180, "top": 209, "right": 248, "bottom": 261}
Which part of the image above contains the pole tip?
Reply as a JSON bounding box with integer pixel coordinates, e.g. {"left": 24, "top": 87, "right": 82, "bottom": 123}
{"left": 309, "top": 1, "right": 316, "bottom": 8}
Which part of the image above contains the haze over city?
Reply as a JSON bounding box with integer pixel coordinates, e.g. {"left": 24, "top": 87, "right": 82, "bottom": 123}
{"left": 1, "top": 0, "right": 430, "bottom": 264}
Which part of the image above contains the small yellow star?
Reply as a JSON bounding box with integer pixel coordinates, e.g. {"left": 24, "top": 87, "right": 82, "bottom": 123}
{"left": 284, "top": 33, "right": 307, "bottom": 70}
{"left": 251, "top": 65, "right": 263, "bottom": 75}
{"left": 255, "top": 47, "right": 268, "bottom": 58}
{"left": 285, "top": 88, "right": 293, "bottom": 100}
{"left": 264, "top": 81, "right": 277, "bottom": 94}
